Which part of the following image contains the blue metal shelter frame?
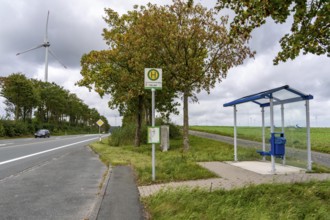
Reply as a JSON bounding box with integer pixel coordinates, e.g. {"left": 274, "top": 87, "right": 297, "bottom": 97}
{"left": 223, "top": 85, "right": 314, "bottom": 172}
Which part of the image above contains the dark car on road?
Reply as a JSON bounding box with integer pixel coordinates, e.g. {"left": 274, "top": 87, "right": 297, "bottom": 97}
{"left": 35, "top": 129, "right": 50, "bottom": 138}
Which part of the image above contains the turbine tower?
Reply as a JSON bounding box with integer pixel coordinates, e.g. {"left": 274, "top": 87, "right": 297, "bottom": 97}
{"left": 16, "top": 11, "right": 67, "bottom": 82}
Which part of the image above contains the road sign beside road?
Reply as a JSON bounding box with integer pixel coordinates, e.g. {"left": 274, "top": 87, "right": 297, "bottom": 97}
{"left": 96, "top": 119, "right": 104, "bottom": 127}
{"left": 144, "top": 68, "right": 162, "bottom": 89}
{"left": 96, "top": 119, "right": 104, "bottom": 141}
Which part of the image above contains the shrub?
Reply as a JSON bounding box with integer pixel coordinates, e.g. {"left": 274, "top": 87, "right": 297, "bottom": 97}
{"left": 13, "top": 121, "right": 29, "bottom": 136}
{"left": 109, "top": 121, "right": 148, "bottom": 146}
{"left": 109, "top": 123, "right": 136, "bottom": 146}
{"left": 0, "top": 121, "right": 5, "bottom": 137}
{"left": 155, "top": 118, "right": 182, "bottom": 139}
{"left": 0, "top": 120, "right": 29, "bottom": 137}
{"left": 168, "top": 123, "right": 182, "bottom": 139}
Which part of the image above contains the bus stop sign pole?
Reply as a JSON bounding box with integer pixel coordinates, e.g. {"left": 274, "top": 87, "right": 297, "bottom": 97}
{"left": 145, "top": 68, "right": 162, "bottom": 181}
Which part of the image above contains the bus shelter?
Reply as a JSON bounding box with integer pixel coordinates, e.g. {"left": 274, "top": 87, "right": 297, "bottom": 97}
{"left": 223, "top": 85, "right": 313, "bottom": 172}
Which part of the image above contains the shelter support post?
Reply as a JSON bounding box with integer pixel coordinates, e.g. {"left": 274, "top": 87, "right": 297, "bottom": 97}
{"left": 306, "top": 100, "right": 312, "bottom": 171}
{"left": 281, "top": 104, "right": 285, "bottom": 132}
{"left": 261, "top": 107, "right": 265, "bottom": 161}
{"left": 281, "top": 104, "right": 286, "bottom": 165}
{"left": 270, "top": 98, "right": 275, "bottom": 173}
{"left": 234, "top": 105, "right": 237, "bottom": 162}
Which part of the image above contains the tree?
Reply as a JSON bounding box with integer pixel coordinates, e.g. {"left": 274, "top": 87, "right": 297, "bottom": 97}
{"left": 67, "top": 93, "right": 84, "bottom": 125}
{"left": 78, "top": 9, "right": 178, "bottom": 146}
{"left": 132, "top": 0, "right": 253, "bottom": 150}
{"left": 79, "top": 0, "right": 252, "bottom": 149}
{"left": 1, "top": 73, "right": 38, "bottom": 121}
{"left": 216, "top": 0, "right": 330, "bottom": 64}
{"left": 0, "top": 74, "right": 107, "bottom": 136}
{"left": 32, "top": 80, "right": 68, "bottom": 124}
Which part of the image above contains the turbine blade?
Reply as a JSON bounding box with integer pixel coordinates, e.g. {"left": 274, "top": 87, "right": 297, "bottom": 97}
{"left": 48, "top": 48, "right": 67, "bottom": 69}
{"left": 16, "top": 44, "right": 44, "bottom": 56}
{"left": 45, "top": 11, "right": 50, "bottom": 43}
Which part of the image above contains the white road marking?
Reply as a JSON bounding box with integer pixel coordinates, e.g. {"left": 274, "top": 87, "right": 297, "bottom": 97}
{"left": 0, "top": 143, "right": 13, "bottom": 147}
{"left": 0, "top": 137, "right": 98, "bottom": 166}
{"left": 0, "top": 135, "right": 98, "bottom": 149}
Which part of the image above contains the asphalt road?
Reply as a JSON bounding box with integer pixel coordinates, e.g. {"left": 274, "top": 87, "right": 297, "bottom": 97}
{"left": 0, "top": 134, "right": 107, "bottom": 219}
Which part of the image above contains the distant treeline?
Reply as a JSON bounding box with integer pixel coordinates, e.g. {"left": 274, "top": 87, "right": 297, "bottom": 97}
{"left": 0, "top": 73, "right": 110, "bottom": 137}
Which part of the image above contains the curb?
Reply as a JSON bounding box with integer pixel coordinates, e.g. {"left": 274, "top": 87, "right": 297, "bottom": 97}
{"left": 87, "top": 166, "right": 112, "bottom": 220}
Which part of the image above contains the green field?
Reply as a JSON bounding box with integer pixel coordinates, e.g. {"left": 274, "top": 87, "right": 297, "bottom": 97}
{"left": 190, "top": 126, "right": 330, "bottom": 154}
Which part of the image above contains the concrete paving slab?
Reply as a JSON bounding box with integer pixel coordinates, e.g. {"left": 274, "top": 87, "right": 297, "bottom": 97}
{"left": 226, "top": 161, "right": 306, "bottom": 175}
{"left": 97, "top": 166, "right": 144, "bottom": 220}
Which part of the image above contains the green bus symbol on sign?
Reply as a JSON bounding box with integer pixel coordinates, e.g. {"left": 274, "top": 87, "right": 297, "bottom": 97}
{"left": 147, "top": 69, "right": 160, "bottom": 81}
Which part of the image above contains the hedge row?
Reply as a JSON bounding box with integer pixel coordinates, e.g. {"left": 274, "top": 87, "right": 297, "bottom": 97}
{"left": 0, "top": 120, "right": 99, "bottom": 138}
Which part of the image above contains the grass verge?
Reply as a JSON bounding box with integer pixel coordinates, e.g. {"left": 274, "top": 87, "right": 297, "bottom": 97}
{"left": 91, "top": 136, "right": 330, "bottom": 219}
{"left": 90, "top": 136, "right": 259, "bottom": 185}
{"left": 92, "top": 135, "right": 330, "bottom": 186}
{"left": 142, "top": 180, "right": 330, "bottom": 220}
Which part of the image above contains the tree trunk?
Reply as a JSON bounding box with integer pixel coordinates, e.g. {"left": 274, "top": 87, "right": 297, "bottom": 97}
{"left": 23, "top": 107, "right": 26, "bottom": 122}
{"left": 15, "top": 105, "right": 19, "bottom": 121}
{"left": 145, "top": 106, "right": 151, "bottom": 126}
{"left": 183, "top": 91, "right": 189, "bottom": 151}
{"left": 134, "top": 95, "right": 143, "bottom": 147}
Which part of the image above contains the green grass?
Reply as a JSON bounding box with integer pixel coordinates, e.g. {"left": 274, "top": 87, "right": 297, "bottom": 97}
{"left": 91, "top": 136, "right": 259, "bottom": 185}
{"left": 190, "top": 126, "right": 330, "bottom": 154}
{"left": 90, "top": 133, "right": 330, "bottom": 220}
{"left": 92, "top": 136, "right": 330, "bottom": 219}
{"left": 143, "top": 180, "right": 330, "bottom": 220}
{"left": 92, "top": 134, "right": 330, "bottom": 186}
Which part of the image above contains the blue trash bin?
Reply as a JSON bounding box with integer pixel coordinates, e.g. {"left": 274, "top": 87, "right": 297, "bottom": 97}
{"left": 270, "top": 133, "right": 286, "bottom": 157}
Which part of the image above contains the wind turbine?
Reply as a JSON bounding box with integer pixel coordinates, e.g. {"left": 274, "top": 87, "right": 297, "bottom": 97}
{"left": 16, "top": 11, "right": 67, "bottom": 82}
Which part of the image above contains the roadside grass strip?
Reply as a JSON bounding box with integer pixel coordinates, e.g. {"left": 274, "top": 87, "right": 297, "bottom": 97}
{"left": 91, "top": 136, "right": 259, "bottom": 185}
{"left": 142, "top": 180, "right": 330, "bottom": 220}
{"left": 91, "top": 136, "right": 330, "bottom": 219}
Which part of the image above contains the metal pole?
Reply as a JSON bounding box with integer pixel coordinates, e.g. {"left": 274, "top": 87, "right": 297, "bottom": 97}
{"left": 281, "top": 104, "right": 285, "bottom": 133}
{"left": 233, "top": 105, "right": 237, "bottom": 162}
{"left": 306, "top": 100, "right": 312, "bottom": 171}
{"left": 281, "top": 104, "right": 286, "bottom": 165}
{"left": 270, "top": 98, "right": 275, "bottom": 173}
{"left": 151, "top": 88, "right": 156, "bottom": 181}
{"left": 99, "top": 125, "right": 101, "bottom": 142}
{"left": 270, "top": 99, "right": 274, "bottom": 133}
{"left": 261, "top": 107, "right": 265, "bottom": 161}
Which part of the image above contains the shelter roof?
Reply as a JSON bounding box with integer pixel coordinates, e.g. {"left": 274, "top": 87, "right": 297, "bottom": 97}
{"left": 223, "top": 85, "right": 313, "bottom": 108}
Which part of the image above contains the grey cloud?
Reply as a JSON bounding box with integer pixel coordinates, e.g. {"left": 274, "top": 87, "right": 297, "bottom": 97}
{"left": 1, "top": 0, "right": 329, "bottom": 127}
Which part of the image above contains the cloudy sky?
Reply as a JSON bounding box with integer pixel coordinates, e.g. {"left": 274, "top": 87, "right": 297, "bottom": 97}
{"left": 0, "top": 0, "right": 329, "bottom": 127}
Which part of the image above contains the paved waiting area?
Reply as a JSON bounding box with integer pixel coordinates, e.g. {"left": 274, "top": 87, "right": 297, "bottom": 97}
{"left": 138, "top": 161, "right": 330, "bottom": 197}
{"left": 227, "top": 161, "right": 306, "bottom": 175}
